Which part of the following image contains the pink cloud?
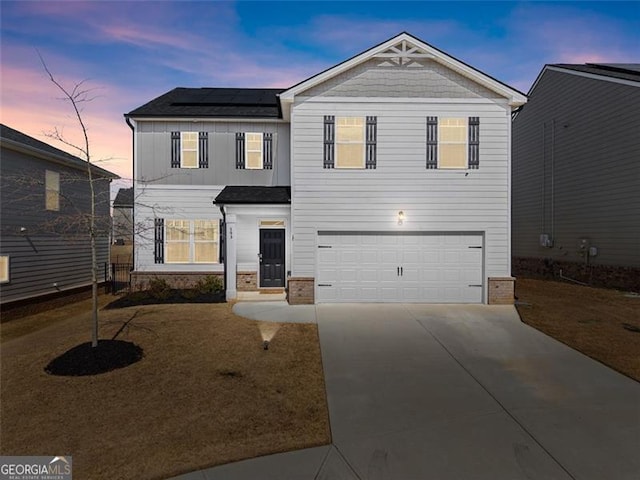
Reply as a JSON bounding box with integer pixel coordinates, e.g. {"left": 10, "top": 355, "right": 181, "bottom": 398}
{"left": 508, "top": 4, "right": 638, "bottom": 64}
{"left": 1, "top": 64, "right": 133, "bottom": 180}
{"left": 99, "top": 24, "right": 201, "bottom": 51}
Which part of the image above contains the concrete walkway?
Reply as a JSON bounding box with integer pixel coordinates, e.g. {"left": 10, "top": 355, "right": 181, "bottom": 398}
{"left": 174, "top": 303, "right": 640, "bottom": 480}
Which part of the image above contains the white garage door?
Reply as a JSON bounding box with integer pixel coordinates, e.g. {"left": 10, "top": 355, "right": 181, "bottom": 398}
{"left": 316, "top": 232, "right": 483, "bottom": 303}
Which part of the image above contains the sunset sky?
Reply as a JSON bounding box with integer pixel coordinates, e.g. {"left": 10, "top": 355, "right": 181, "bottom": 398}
{"left": 1, "top": 1, "right": 638, "bottom": 192}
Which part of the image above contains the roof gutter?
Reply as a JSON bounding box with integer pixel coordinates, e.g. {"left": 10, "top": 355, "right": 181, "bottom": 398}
{"left": 126, "top": 116, "right": 136, "bottom": 270}
{"left": 217, "top": 203, "right": 227, "bottom": 294}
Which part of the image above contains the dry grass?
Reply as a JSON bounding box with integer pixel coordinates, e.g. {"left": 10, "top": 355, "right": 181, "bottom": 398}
{"left": 516, "top": 278, "right": 640, "bottom": 381}
{"left": 1, "top": 302, "right": 331, "bottom": 479}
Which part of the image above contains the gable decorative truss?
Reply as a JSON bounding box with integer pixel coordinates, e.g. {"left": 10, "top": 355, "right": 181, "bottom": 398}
{"left": 278, "top": 32, "right": 528, "bottom": 120}
{"left": 373, "top": 39, "right": 434, "bottom": 67}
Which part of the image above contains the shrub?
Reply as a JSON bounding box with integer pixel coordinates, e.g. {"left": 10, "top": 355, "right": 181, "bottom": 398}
{"left": 147, "top": 277, "right": 171, "bottom": 300}
{"left": 180, "top": 288, "right": 199, "bottom": 300}
{"left": 194, "top": 275, "right": 223, "bottom": 295}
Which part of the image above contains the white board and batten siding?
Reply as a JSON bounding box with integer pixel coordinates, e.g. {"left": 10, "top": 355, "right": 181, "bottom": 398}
{"left": 290, "top": 86, "right": 513, "bottom": 303}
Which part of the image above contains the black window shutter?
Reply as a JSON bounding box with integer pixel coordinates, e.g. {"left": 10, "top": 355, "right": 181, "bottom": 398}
{"left": 365, "top": 116, "right": 377, "bottom": 169}
{"left": 235, "top": 132, "right": 245, "bottom": 169}
{"left": 468, "top": 117, "right": 480, "bottom": 169}
{"left": 263, "top": 133, "right": 273, "bottom": 170}
{"left": 426, "top": 117, "right": 438, "bottom": 169}
{"left": 219, "top": 219, "right": 225, "bottom": 263}
{"left": 323, "top": 115, "right": 335, "bottom": 169}
{"left": 171, "top": 132, "right": 180, "bottom": 168}
{"left": 154, "top": 218, "right": 164, "bottom": 264}
{"left": 198, "top": 132, "right": 209, "bottom": 168}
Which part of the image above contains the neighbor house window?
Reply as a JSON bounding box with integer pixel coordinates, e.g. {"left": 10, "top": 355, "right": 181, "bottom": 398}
{"left": 439, "top": 118, "right": 467, "bottom": 169}
{"left": 45, "top": 170, "right": 60, "bottom": 211}
{"left": 0, "top": 256, "right": 9, "bottom": 283}
{"left": 335, "top": 117, "right": 365, "bottom": 168}
{"left": 165, "top": 219, "right": 218, "bottom": 263}
{"left": 245, "top": 133, "right": 263, "bottom": 169}
{"left": 181, "top": 132, "right": 198, "bottom": 168}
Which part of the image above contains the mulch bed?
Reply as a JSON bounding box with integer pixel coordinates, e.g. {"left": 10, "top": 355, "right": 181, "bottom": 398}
{"left": 104, "top": 289, "right": 225, "bottom": 309}
{"left": 45, "top": 340, "right": 144, "bottom": 376}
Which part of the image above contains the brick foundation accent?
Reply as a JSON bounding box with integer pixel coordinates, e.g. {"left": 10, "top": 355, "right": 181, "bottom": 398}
{"left": 512, "top": 257, "right": 640, "bottom": 293}
{"left": 237, "top": 271, "right": 258, "bottom": 291}
{"left": 131, "top": 272, "right": 223, "bottom": 291}
{"left": 287, "top": 277, "right": 314, "bottom": 305}
{"left": 488, "top": 277, "right": 515, "bottom": 305}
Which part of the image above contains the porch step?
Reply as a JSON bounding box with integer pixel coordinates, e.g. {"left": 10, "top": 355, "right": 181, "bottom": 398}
{"left": 260, "top": 288, "right": 285, "bottom": 294}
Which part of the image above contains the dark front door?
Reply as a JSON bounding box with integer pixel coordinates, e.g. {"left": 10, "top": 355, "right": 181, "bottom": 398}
{"left": 259, "top": 229, "right": 285, "bottom": 288}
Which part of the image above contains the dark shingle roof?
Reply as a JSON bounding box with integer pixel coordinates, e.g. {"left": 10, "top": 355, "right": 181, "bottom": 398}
{"left": 551, "top": 63, "right": 640, "bottom": 83}
{"left": 126, "top": 88, "right": 285, "bottom": 118}
{"left": 215, "top": 186, "right": 291, "bottom": 204}
{"left": 113, "top": 187, "right": 134, "bottom": 208}
{"left": 0, "top": 124, "right": 118, "bottom": 178}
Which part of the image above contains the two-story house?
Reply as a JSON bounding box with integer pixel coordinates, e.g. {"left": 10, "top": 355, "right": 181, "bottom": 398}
{"left": 0, "top": 124, "right": 117, "bottom": 312}
{"left": 125, "top": 32, "right": 527, "bottom": 304}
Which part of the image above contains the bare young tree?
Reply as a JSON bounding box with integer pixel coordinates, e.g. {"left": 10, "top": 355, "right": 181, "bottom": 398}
{"left": 39, "top": 54, "right": 102, "bottom": 348}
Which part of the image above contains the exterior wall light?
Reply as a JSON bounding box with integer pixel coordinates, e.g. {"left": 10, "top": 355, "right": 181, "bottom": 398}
{"left": 263, "top": 340, "right": 270, "bottom": 350}
{"left": 397, "top": 211, "right": 405, "bottom": 225}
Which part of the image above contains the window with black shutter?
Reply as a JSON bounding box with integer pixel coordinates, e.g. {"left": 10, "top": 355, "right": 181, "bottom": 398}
{"left": 426, "top": 117, "right": 438, "bottom": 169}
{"left": 426, "top": 116, "right": 480, "bottom": 169}
{"left": 468, "top": 117, "right": 480, "bottom": 169}
{"left": 365, "top": 116, "right": 377, "bottom": 169}
{"left": 170, "top": 132, "right": 180, "bottom": 168}
{"left": 235, "top": 132, "right": 245, "bottom": 169}
{"left": 154, "top": 218, "right": 164, "bottom": 264}
{"left": 198, "top": 132, "right": 209, "bottom": 168}
{"left": 323, "top": 116, "right": 335, "bottom": 169}
{"left": 263, "top": 133, "right": 273, "bottom": 169}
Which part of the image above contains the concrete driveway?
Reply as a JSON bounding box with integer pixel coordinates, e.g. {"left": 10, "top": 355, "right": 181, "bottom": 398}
{"left": 177, "top": 304, "right": 640, "bottom": 480}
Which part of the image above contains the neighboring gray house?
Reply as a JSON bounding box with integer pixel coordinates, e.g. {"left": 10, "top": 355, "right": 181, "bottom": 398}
{"left": 125, "top": 32, "right": 527, "bottom": 304}
{"left": 0, "top": 124, "right": 118, "bottom": 308}
{"left": 113, "top": 187, "right": 133, "bottom": 245}
{"left": 512, "top": 64, "right": 640, "bottom": 291}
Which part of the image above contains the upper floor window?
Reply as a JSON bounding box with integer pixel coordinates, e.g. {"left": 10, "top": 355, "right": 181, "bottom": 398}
{"left": 235, "top": 132, "right": 273, "bottom": 169}
{"left": 426, "top": 116, "right": 479, "bottom": 170}
{"left": 336, "top": 117, "right": 365, "bottom": 168}
{"left": 45, "top": 170, "right": 60, "bottom": 211}
{"left": 245, "top": 133, "right": 264, "bottom": 169}
{"left": 171, "top": 131, "right": 208, "bottom": 169}
{"left": 324, "top": 116, "right": 377, "bottom": 169}
{"left": 181, "top": 132, "right": 198, "bottom": 168}
{"left": 439, "top": 118, "right": 467, "bottom": 169}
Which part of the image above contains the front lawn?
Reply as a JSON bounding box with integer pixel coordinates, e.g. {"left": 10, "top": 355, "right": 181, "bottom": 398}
{"left": 0, "top": 302, "right": 331, "bottom": 479}
{"left": 516, "top": 277, "right": 640, "bottom": 381}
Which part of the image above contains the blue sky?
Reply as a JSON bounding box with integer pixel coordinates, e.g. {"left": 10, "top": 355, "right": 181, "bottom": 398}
{"left": 1, "top": 1, "right": 638, "bottom": 184}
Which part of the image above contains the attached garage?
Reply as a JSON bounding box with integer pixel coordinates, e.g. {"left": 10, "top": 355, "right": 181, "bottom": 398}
{"left": 316, "top": 232, "right": 484, "bottom": 303}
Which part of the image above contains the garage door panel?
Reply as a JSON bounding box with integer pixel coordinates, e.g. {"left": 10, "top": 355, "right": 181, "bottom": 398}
{"left": 317, "top": 233, "right": 484, "bottom": 303}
